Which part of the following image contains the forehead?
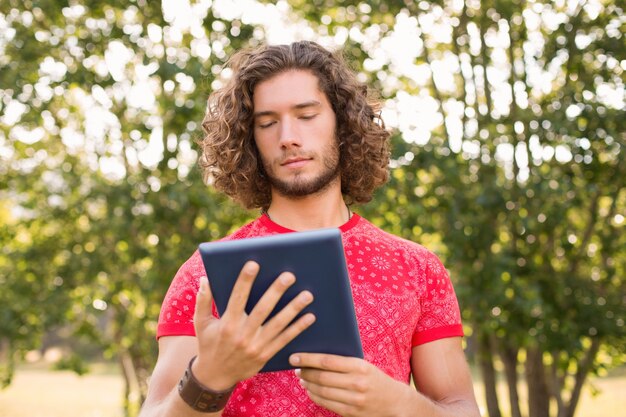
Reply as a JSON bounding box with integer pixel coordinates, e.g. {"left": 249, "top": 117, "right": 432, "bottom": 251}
{"left": 253, "top": 69, "right": 329, "bottom": 111}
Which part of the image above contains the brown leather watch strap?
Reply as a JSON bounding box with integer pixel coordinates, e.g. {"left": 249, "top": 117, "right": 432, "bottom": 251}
{"left": 178, "top": 356, "right": 235, "bottom": 413}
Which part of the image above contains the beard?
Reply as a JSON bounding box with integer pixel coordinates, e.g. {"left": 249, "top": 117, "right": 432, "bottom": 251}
{"left": 261, "top": 141, "right": 340, "bottom": 199}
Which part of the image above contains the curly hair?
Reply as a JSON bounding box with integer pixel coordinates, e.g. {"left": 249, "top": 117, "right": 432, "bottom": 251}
{"left": 198, "top": 40, "right": 390, "bottom": 210}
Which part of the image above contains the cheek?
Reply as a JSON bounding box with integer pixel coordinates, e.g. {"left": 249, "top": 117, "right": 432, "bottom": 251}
{"left": 254, "top": 131, "right": 271, "bottom": 150}
{"left": 312, "top": 115, "right": 336, "bottom": 140}
{"left": 325, "top": 114, "right": 338, "bottom": 138}
{"left": 253, "top": 138, "right": 269, "bottom": 161}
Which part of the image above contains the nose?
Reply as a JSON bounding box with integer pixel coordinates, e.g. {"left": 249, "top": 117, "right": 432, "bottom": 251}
{"left": 278, "top": 118, "right": 301, "bottom": 148}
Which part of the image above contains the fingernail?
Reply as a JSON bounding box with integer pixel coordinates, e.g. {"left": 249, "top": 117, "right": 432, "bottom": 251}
{"left": 281, "top": 273, "right": 295, "bottom": 285}
{"left": 245, "top": 261, "right": 258, "bottom": 273}
{"left": 198, "top": 277, "right": 207, "bottom": 292}
{"left": 290, "top": 354, "right": 300, "bottom": 365}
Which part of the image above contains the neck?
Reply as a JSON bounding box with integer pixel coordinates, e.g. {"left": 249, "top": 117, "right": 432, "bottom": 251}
{"left": 264, "top": 185, "right": 350, "bottom": 231}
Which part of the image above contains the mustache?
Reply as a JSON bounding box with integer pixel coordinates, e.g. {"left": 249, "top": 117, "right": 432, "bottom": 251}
{"left": 277, "top": 152, "right": 313, "bottom": 164}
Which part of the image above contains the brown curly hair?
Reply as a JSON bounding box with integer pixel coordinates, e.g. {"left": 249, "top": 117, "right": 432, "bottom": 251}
{"left": 198, "top": 41, "right": 390, "bottom": 210}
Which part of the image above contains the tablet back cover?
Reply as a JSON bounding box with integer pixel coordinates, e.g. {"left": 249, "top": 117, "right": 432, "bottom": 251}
{"left": 198, "top": 228, "right": 363, "bottom": 373}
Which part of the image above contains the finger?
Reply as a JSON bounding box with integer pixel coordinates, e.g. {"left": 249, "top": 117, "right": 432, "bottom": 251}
{"left": 247, "top": 272, "right": 296, "bottom": 328}
{"left": 262, "top": 289, "right": 314, "bottom": 336}
{"left": 224, "top": 261, "right": 259, "bottom": 316}
{"left": 299, "top": 378, "right": 357, "bottom": 406}
{"left": 265, "top": 312, "right": 316, "bottom": 355}
{"left": 296, "top": 368, "right": 355, "bottom": 390}
{"left": 301, "top": 386, "right": 352, "bottom": 416}
{"left": 289, "top": 353, "right": 362, "bottom": 373}
{"left": 194, "top": 276, "right": 215, "bottom": 328}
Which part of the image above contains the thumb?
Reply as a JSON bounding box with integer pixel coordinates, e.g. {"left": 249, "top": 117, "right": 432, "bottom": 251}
{"left": 194, "top": 276, "right": 215, "bottom": 329}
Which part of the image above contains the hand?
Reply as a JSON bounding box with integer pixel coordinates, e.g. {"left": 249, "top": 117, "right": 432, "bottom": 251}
{"left": 290, "top": 353, "right": 415, "bottom": 417}
{"left": 192, "top": 261, "right": 316, "bottom": 390}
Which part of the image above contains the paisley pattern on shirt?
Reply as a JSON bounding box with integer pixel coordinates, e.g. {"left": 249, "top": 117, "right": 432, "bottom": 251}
{"left": 157, "top": 214, "right": 463, "bottom": 417}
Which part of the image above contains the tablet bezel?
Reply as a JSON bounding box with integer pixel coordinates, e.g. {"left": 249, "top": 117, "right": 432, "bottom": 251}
{"left": 198, "top": 228, "right": 363, "bottom": 373}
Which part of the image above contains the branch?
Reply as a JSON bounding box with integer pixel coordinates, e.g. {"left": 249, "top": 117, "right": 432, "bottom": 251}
{"left": 599, "top": 183, "right": 624, "bottom": 289}
{"left": 567, "top": 188, "right": 601, "bottom": 276}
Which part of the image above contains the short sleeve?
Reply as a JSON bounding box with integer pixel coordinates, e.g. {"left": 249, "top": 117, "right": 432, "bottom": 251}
{"left": 157, "top": 250, "right": 204, "bottom": 339}
{"left": 411, "top": 251, "right": 464, "bottom": 346}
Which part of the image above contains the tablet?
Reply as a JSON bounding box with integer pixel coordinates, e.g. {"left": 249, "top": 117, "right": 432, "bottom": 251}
{"left": 198, "top": 228, "right": 363, "bottom": 373}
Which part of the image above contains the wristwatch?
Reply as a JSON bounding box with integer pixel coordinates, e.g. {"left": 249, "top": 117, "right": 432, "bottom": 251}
{"left": 178, "top": 356, "right": 235, "bottom": 413}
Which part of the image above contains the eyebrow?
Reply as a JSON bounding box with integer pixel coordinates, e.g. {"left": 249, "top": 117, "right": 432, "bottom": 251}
{"left": 253, "top": 100, "right": 321, "bottom": 118}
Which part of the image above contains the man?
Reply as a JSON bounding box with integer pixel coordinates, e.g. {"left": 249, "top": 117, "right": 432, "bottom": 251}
{"left": 140, "top": 41, "right": 480, "bottom": 417}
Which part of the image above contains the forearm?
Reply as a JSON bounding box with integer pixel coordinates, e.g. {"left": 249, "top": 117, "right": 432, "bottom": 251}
{"left": 397, "top": 384, "right": 480, "bottom": 417}
{"left": 141, "top": 267, "right": 312, "bottom": 417}
{"left": 139, "top": 387, "right": 224, "bottom": 417}
{"left": 139, "top": 357, "right": 232, "bottom": 417}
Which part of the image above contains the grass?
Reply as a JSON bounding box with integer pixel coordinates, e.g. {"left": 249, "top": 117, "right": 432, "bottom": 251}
{"left": 0, "top": 362, "right": 124, "bottom": 417}
{"left": 0, "top": 363, "right": 624, "bottom": 417}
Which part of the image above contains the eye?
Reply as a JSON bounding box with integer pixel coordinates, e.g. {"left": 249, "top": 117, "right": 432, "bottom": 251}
{"left": 257, "top": 120, "right": 276, "bottom": 129}
{"left": 299, "top": 114, "right": 318, "bottom": 120}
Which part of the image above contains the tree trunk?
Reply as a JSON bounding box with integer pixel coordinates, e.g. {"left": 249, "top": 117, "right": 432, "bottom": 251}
{"left": 119, "top": 348, "right": 146, "bottom": 417}
{"left": 548, "top": 352, "right": 566, "bottom": 417}
{"left": 525, "top": 346, "right": 550, "bottom": 417}
{"left": 0, "top": 338, "right": 14, "bottom": 388}
{"left": 479, "top": 332, "right": 502, "bottom": 417}
{"left": 131, "top": 350, "right": 149, "bottom": 405}
{"left": 500, "top": 344, "right": 523, "bottom": 417}
{"left": 564, "top": 338, "right": 601, "bottom": 417}
{"left": 119, "top": 350, "right": 135, "bottom": 417}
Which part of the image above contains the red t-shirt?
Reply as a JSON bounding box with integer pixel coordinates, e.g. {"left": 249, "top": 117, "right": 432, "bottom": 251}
{"left": 158, "top": 214, "right": 463, "bottom": 416}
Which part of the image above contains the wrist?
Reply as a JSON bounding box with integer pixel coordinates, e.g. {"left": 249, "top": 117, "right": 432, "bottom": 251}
{"left": 191, "top": 355, "right": 238, "bottom": 391}
{"left": 393, "top": 382, "right": 421, "bottom": 417}
{"left": 178, "top": 356, "right": 235, "bottom": 413}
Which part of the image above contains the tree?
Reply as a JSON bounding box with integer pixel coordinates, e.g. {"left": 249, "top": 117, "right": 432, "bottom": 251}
{"left": 287, "top": 1, "right": 625, "bottom": 417}
{"left": 1, "top": 0, "right": 256, "bottom": 413}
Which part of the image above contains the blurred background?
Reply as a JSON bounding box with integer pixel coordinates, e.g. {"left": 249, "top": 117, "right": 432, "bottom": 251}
{"left": 0, "top": 0, "right": 624, "bottom": 416}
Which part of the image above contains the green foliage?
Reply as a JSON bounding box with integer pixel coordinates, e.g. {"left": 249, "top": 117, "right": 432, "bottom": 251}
{"left": 0, "top": 0, "right": 255, "bottom": 411}
{"left": 310, "top": 0, "right": 625, "bottom": 415}
{"left": 53, "top": 353, "right": 89, "bottom": 375}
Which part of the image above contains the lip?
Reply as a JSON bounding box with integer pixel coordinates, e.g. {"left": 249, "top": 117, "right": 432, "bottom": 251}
{"left": 281, "top": 157, "right": 311, "bottom": 168}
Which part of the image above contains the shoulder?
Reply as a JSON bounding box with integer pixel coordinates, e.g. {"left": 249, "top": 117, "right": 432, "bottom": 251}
{"left": 348, "top": 216, "right": 440, "bottom": 263}
{"left": 346, "top": 216, "right": 450, "bottom": 284}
